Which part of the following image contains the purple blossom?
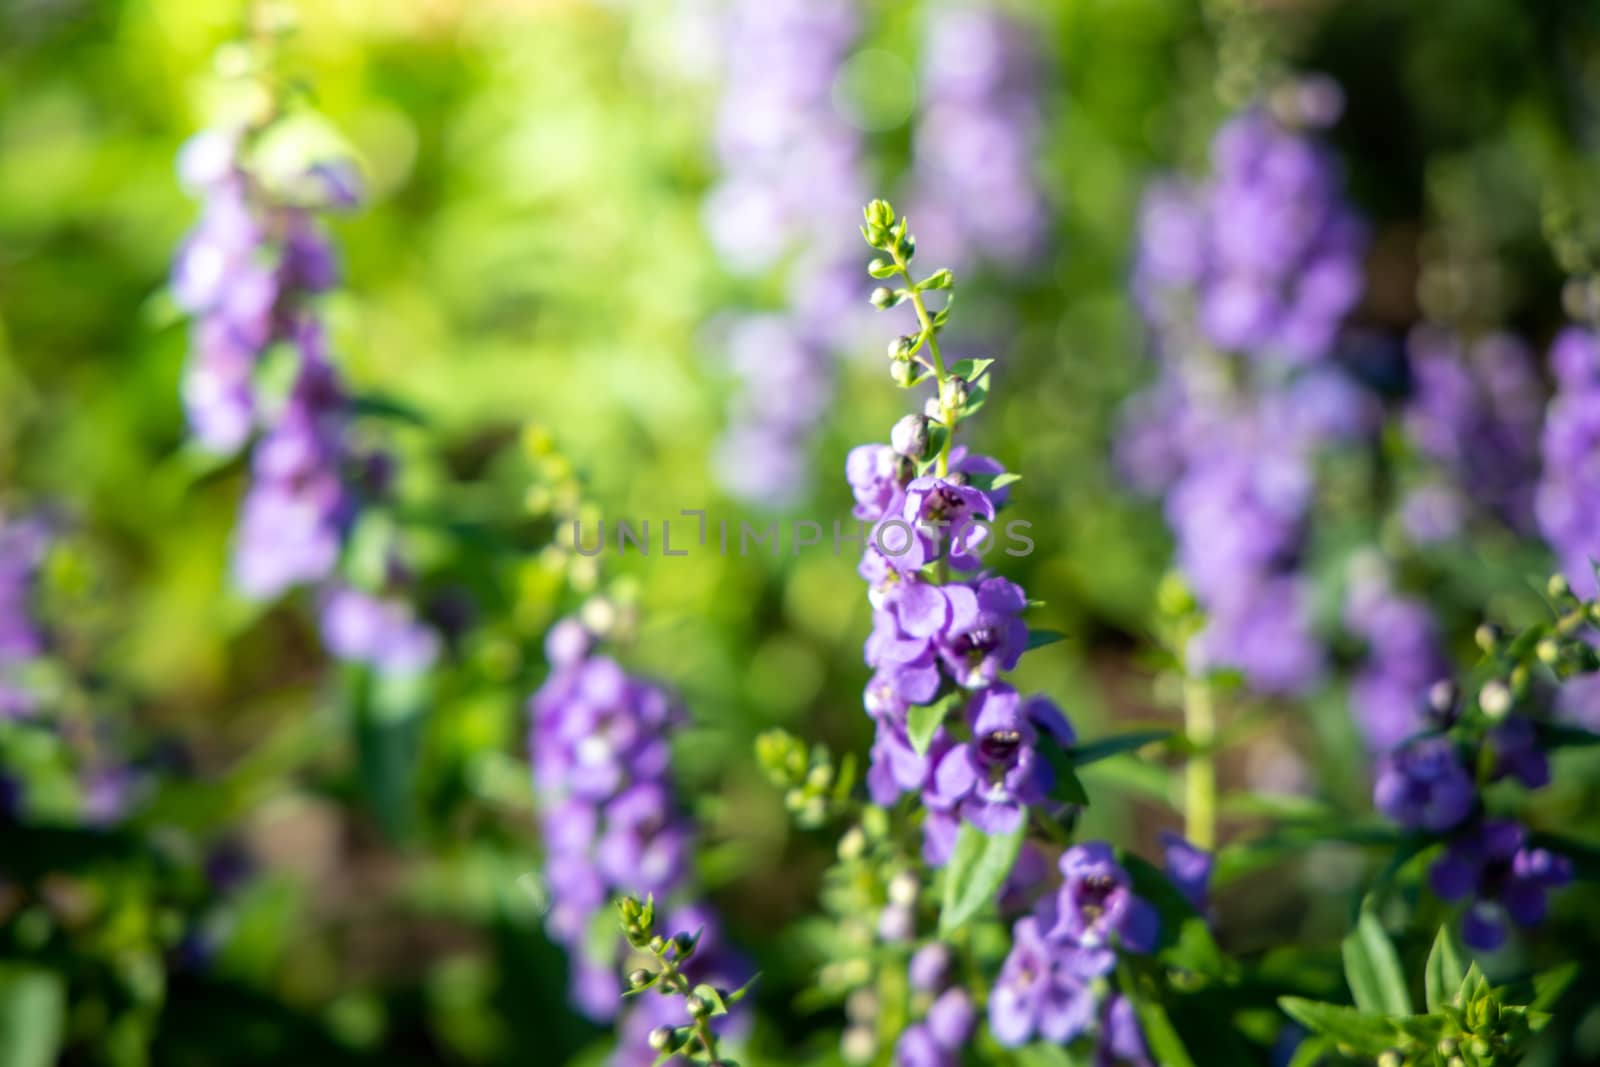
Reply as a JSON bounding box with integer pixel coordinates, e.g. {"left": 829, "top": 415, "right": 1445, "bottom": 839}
{"left": 1373, "top": 739, "right": 1475, "bottom": 833}
{"left": 924, "top": 686, "right": 1071, "bottom": 834}
{"left": 1344, "top": 572, "right": 1451, "bottom": 752}
{"left": 1050, "top": 843, "right": 1159, "bottom": 974}
{"left": 1160, "top": 832, "right": 1213, "bottom": 915}
{"left": 1122, "top": 94, "right": 1370, "bottom": 697}
{"left": 1538, "top": 327, "right": 1600, "bottom": 598}
{"left": 320, "top": 584, "right": 440, "bottom": 676}
{"left": 908, "top": 5, "right": 1048, "bottom": 271}
{"left": 935, "top": 577, "right": 1028, "bottom": 688}
{"left": 1429, "top": 819, "right": 1572, "bottom": 951}
{"left": 528, "top": 620, "right": 747, "bottom": 1039}
{"left": 989, "top": 914, "right": 1099, "bottom": 1047}
{"left": 703, "top": 0, "right": 869, "bottom": 504}
{"left": 1096, "top": 996, "right": 1153, "bottom": 1067}
{"left": 1402, "top": 327, "right": 1541, "bottom": 537}
{"left": 901, "top": 475, "right": 998, "bottom": 572}
{"left": 1487, "top": 716, "right": 1550, "bottom": 790}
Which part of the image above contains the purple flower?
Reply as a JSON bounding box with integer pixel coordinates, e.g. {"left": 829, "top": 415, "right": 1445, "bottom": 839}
{"left": 909, "top": 942, "right": 953, "bottom": 992}
{"left": 320, "top": 585, "right": 440, "bottom": 677}
{"left": 1373, "top": 738, "right": 1475, "bottom": 833}
{"left": 1160, "top": 832, "right": 1213, "bottom": 915}
{"left": 901, "top": 476, "right": 998, "bottom": 571}
{"left": 989, "top": 914, "right": 1099, "bottom": 1047}
{"left": 1429, "top": 820, "right": 1572, "bottom": 951}
{"left": 1538, "top": 327, "right": 1600, "bottom": 598}
{"left": 848, "top": 444, "right": 910, "bottom": 520}
{"left": 924, "top": 686, "right": 1071, "bottom": 834}
{"left": 1487, "top": 716, "right": 1550, "bottom": 790}
{"left": 908, "top": 6, "right": 1047, "bottom": 271}
{"left": 1096, "top": 995, "right": 1153, "bottom": 1067}
{"left": 1050, "top": 843, "right": 1159, "bottom": 973}
{"left": 935, "top": 577, "right": 1028, "bottom": 688}
{"left": 1345, "top": 574, "right": 1450, "bottom": 752}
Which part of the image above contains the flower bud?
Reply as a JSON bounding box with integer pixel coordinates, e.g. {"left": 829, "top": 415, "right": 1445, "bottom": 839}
{"left": 1427, "top": 679, "right": 1459, "bottom": 722}
{"left": 628, "top": 968, "right": 654, "bottom": 989}
{"left": 686, "top": 994, "right": 710, "bottom": 1018}
{"left": 888, "top": 334, "right": 917, "bottom": 361}
{"left": 869, "top": 287, "right": 898, "bottom": 310}
{"left": 864, "top": 199, "right": 895, "bottom": 231}
{"left": 888, "top": 871, "right": 920, "bottom": 907}
{"left": 921, "top": 268, "right": 953, "bottom": 290}
{"left": 1548, "top": 572, "right": 1572, "bottom": 601}
{"left": 648, "top": 1026, "right": 676, "bottom": 1051}
{"left": 890, "top": 361, "right": 917, "bottom": 388}
{"left": 1475, "top": 623, "right": 1502, "bottom": 654}
{"left": 837, "top": 826, "right": 866, "bottom": 862}
{"left": 1537, "top": 637, "right": 1562, "bottom": 665}
{"left": 648, "top": 935, "right": 667, "bottom": 954}
{"left": 939, "top": 377, "right": 968, "bottom": 410}
{"left": 891, "top": 415, "right": 932, "bottom": 459}
{"left": 1479, "top": 680, "right": 1513, "bottom": 719}
{"left": 673, "top": 932, "right": 697, "bottom": 956}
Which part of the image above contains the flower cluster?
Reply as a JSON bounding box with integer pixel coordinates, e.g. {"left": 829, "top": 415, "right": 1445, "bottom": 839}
{"left": 703, "top": 0, "right": 869, "bottom": 505}
{"left": 908, "top": 3, "right": 1048, "bottom": 272}
{"left": 1537, "top": 326, "right": 1600, "bottom": 598}
{"left": 1399, "top": 326, "right": 1542, "bottom": 543}
{"left": 1344, "top": 559, "right": 1452, "bottom": 752}
{"left": 988, "top": 843, "right": 1156, "bottom": 1061}
{"left": 1371, "top": 592, "right": 1578, "bottom": 951}
{"left": 0, "top": 513, "right": 50, "bottom": 720}
{"left": 1121, "top": 93, "right": 1371, "bottom": 695}
{"left": 528, "top": 617, "right": 745, "bottom": 1058}
{"left": 849, "top": 202, "right": 1073, "bottom": 864}
{"left": 172, "top": 119, "right": 436, "bottom": 676}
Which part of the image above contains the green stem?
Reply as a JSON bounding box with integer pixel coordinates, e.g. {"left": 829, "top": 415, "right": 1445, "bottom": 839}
{"left": 890, "top": 247, "right": 955, "bottom": 477}
{"left": 1183, "top": 677, "right": 1216, "bottom": 851}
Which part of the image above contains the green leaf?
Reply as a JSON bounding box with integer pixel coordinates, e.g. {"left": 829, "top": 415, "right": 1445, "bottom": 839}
{"left": 1025, "top": 628, "right": 1066, "bottom": 651}
{"left": 723, "top": 972, "right": 761, "bottom": 1006}
{"left": 907, "top": 692, "right": 964, "bottom": 756}
{"left": 1277, "top": 998, "right": 1400, "bottom": 1054}
{"left": 1424, "top": 925, "right": 1466, "bottom": 1013}
{"left": 939, "top": 820, "right": 1025, "bottom": 936}
{"left": 692, "top": 983, "right": 729, "bottom": 1017}
{"left": 966, "top": 471, "right": 1023, "bottom": 492}
{"left": 0, "top": 967, "right": 65, "bottom": 1067}
{"left": 1068, "top": 730, "right": 1170, "bottom": 767}
{"left": 350, "top": 392, "right": 429, "bottom": 426}
{"left": 1342, "top": 909, "right": 1412, "bottom": 1016}
{"left": 1533, "top": 721, "right": 1600, "bottom": 748}
{"left": 948, "top": 357, "right": 995, "bottom": 382}
{"left": 1283, "top": 1035, "right": 1331, "bottom": 1067}
{"left": 1529, "top": 961, "right": 1578, "bottom": 1012}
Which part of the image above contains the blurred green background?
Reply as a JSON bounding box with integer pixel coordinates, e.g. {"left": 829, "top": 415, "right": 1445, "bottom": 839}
{"left": 4, "top": 0, "right": 1600, "bottom": 1063}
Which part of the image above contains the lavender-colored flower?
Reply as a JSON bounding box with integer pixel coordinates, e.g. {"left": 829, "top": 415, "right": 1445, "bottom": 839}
{"left": 0, "top": 515, "right": 49, "bottom": 668}
{"left": 1487, "top": 716, "right": 1550, "bottom": 790}
{"left": 924, "top": 686, "right": 1071, "bottom": 834}
{"left": 1344, "top": 572, "right": 1451, "bottom": 752}
{"left": 909, "top": 942, "right": 953, "bottom": 992}
{"left": 320, "top": 584, "right": 440, "bottom": 676}
{"left": 1373, "top": 738, "right": 1475, "bottom": 833}
{"left": 900, "top": 476, "right": 998, "bottom": 572}
{"left": 847, "top": 443, "right": 911, "bottom": 520}
{"left": 909, "top": 5, "right": 1047, "bottom": 271}
{"left": 935, "top": 577, "right": 1028, "bottom": 689}
{"left": 528, "top": 619, "right": 747, "bottom": 1040}
{"left": 703, "top": 0, "right": 869, "bottom": 504}
{"left": 1123, "top": 93, "right": 1370, "bottom": 696}
{"left": 1402, "top": 327, "right": 1541, "bottom": 538}
{"left": 1160, "top": 832, "right": 1213, "bottom": 915}
{"left": 1095, "top": 995, "right": 1153, "bottom": 1067}
{"left": 1538, "top": 327, "right": 1600, "bottom": 598}
{"left": 1429, "top": 819, "right": 1572, "bottom": 951}
{"left": 989, "top": 914, "right": 1099, "bottom": 1047}
{"left": 1050, "top": 843, "right": 1159, "bottom": 974}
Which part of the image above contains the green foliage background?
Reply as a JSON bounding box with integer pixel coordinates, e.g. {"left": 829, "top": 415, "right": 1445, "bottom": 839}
{"left": 3, "top": 0, "right": 1600, "bottom": 1063}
